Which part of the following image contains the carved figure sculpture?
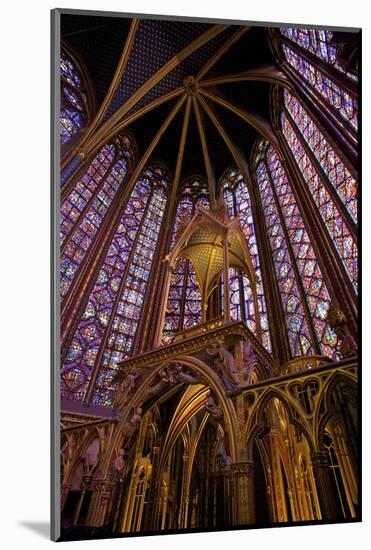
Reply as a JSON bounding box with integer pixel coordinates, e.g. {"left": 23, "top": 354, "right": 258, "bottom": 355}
{"left": 122, "top": 407, "right": 143, "bottom": 439}
{"left": 241, "top": 340, "right": 259, "bottom": 384}
{"left": 146, "top": 362, "right": 201, "bottom": 397}
{"left": 205, "top": 392, "right": 223, "bottom": 421}
{"left": 174, "top": 363, "right": 200, "bottom": 385}
{"left": 114, "top": 449, "right": 126, "bottom": 473}
{"left": 114, "top": 366, "right": 144, "bottom": 409}
{"left": 215, "top": 435, "right": 231, "bottom": 471}
{"left": 85, "top": 438, "right": 100, "bottom": 472}
{"left": 130, "top": 407, "right": 143, "bottom": 427}
{"left": 327, "top": 303, "right": 358, "bottom": 358}
{"left": 206, "top": 341, "right": 240, "bottom": 393}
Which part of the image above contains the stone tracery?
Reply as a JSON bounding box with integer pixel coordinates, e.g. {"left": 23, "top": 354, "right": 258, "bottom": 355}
{"left": 58, "top": 17, "right": 359, "bottom": 537}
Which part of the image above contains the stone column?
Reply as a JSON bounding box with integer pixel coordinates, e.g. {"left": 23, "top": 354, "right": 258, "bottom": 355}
{"left": 223, "top": 232, "right": 230, "bottom": 322}
{"left": 266, "top": 465, "right": 276, "bottom": 522}
{"left": 73, "top": 474, "right": 92, "bottom": 526}
{"left": 144, "top": 446, "right": 160, "bottom": 531}
{"left": 85, "top": 478, "right": 112, "bottom": 527}
{"left": 311, "top": 451, "right": 338, "bottom": 520}
{"left": 60, "top": 482, "right": 71, "bottom": 512}
{"left": 231, "top": 461, "right": 256, "bottom": 526}
{"left": 222, "top": 470, "right": 232, "bottom": 528}
{"left": 153, "top": 263, "right": 173, "bottom": 346}
{"left": 107, "top": 475, "right": 128, "bottom": 532}
{"left": 178, "top": 453, "right": 189, "bottom": 528}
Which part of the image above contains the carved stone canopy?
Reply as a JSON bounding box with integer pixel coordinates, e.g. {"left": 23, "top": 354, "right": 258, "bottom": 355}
{"left": 166, "top": 205, "right": 257, "bottom": 304}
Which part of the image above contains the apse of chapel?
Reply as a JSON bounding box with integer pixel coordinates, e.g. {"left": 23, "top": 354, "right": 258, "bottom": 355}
{"left": 59, "top": 17, "right": 359, "bottom": 533}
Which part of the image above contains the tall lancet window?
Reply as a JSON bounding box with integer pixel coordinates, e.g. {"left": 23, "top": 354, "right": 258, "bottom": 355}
{"left": 280, "top": 28, "right": 357, "bottom": 81}
{"left": 222, "top": 169, "right": 272, "bottom": 352}
{"left": 162, "top": 179, "right": 209, "bottom": 344}
{"left": 61, "top": 166, "right": 169, "bottom": 406}
{"left": 281, "top": 96, "right": 358, "bottom": 291}
{"left": 283, "top": 89, "right": 357, "bottom": 222}
{"left": 256, "top": 144, "right": 338, "bottom": 359}
{"left": 280, "top": 38, "right": 358, "bottom": 132}
{"left": 60, "top": 49, "right": 88, "bottom": 145}
{"left": 60, "top": 136, "right": 134, "bottom": 300}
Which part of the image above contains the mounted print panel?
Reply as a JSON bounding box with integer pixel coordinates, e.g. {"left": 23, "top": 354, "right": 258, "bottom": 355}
{"left": 51, "top": 9, "right": 360, "bottom": 542}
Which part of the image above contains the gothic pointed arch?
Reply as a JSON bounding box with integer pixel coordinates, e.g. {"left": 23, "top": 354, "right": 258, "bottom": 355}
{"left": 161, "top": 176, "right": 210, "bottom": 343}
{"left": 220, "top": 165, "right": 272, "bottom": 351}
{"left": 57, "top": 16, "right": 359, "bottom": 536}
{"left": 60, "top": 42, "right": 97, "bottom": 152}
{"left": 61, "top": 163, "right": 171, "bottom": 406}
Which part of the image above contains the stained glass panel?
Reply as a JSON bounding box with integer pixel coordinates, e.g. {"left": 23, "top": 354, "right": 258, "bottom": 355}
{"left": 62, "top": 169, "right": 168, "bottom": 405}
{"left": 183, "top": 262, "right": 203, "bottom": 330}
{"left": 60, "top": 50, "right": 82, "bottom": 87}
{"left": 220, "top": 268, "right": 242, "bottom": 323}
{"left": 223, "top": 170, "right": 272, "bottom": 352}
{"left": 280, "top": 27, "right": 357, "bottom": 81}
{"left": 282, "top": 44, "right": 358, "bottom": 131}
{"left": 284, "top": 89, "right": 357, "bottom": 222}
{"left": 92, "top": 186, "right": 167, "bottom": 406}
{"left": 60, "top": 157, "right": 128, "bottom": 299}
{"left": 170, "top": 195, "right": 193, "bottom": 249}
{"left": 60, "top": 109, "right": 84, "bottom": 145}
{"left": 60, "top": 50, "right": 86, "bottom": 145}
{"left": 256, "top": 160, "right": 314, "bottom": 357}
{"left": 60, "top": 144, "right": 115, "bottom": 246}
{"left": 281, "top": 113, "right": 358, "bottom": 291}
{"left": 266, "top": 146, "right": 338, "bottom": 358}
{"left": 162, "top": 193, "right": 207, "bottom": 344}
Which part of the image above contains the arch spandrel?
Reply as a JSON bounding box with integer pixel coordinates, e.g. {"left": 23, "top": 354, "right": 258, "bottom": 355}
{"left": 244, "top": 387, "right": 316, "bottom": 462}
{"left": 58, "top": 17, "right": 359, "bottom": 532}
{"left": 314, "top": 369, "right": 358, "bottom": 450}
{"left": 101, "top": 354, "right": 243, "bottom": 476}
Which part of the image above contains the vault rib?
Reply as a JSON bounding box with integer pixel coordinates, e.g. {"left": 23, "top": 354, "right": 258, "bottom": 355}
{"left": 82, "top": 25, "right": 229, "bottom": 157}
{"left": 193, "top": 94, "right": 216, "bottom": 208}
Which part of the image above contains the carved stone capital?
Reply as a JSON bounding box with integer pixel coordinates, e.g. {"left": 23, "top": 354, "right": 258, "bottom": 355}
{"left": 310, "top": 451, "right": 330, "bottom": 468}
{"left": 92, "top": 478, "right": 111, "bottom": 493}
{"left": 231, "top": 461, "right": 255, "bottom": 478}
{"left": 81, "top": 474, "right": 92, "bottom": 492}
{"left": 61, "top": 482, "right": 72, "bottom": 496}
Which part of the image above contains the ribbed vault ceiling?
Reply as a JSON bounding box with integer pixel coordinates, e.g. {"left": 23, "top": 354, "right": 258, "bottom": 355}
{"left": 61, "top": 13, "right": 291, "bottom": 200}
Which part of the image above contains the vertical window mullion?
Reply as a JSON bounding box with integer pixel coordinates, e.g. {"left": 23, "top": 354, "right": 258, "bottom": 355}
{"left": 263, "top": 158, "right": 321, "bottom": 356}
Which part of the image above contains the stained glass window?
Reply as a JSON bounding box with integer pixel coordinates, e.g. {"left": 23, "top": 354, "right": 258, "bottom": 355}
{"left": 60, "top": 50, "right": 87, "bottom": 145}
{"left": 220, "top": 267, "right": 256, "bottom": 326}
{"left": 280, "top": 27, "right": 357, "bottom": 81}
{"left": 161, "top": 256, "right": 203, "bottom": 340}
{"left": 282, "top": 44, "right": 358, "bottom": 131}
{"left": 60, "top": 145, "right": 115, "bottom": 245}
{"left": 256, "top": 160, "right": 314, "bottom": 357}
{"left": 265, "top": 146, "right": 338, "bottom": 358}
{"left": 222, "top": 169, "right": 272, "bottom": 352}
{"left": 61, "top": 167, "right": 169, "bottom": 406}
{"left": 169, "top": 195, "right": 193, "bottom": 249}
{"left": 229, "top": 268, "right": 242, "bottom": 321}
{"left": 283, "top": 89, "right": 357, "bottom": 223}
{"left": 281, "top": 113, "right": 358, "bottom": 291}
{"left": 162, "top": 258, "right": 188, "bottom": 342}
{"left": 60, "top": 138, "right": 134, "bottom": 300}
{"left": 162, "top": 187, "right": 209, "bottom": 344}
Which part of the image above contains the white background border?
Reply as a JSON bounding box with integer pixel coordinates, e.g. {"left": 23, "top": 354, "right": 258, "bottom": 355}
{"left": 0, "top": 0, "right": 368, "bottom": 547}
